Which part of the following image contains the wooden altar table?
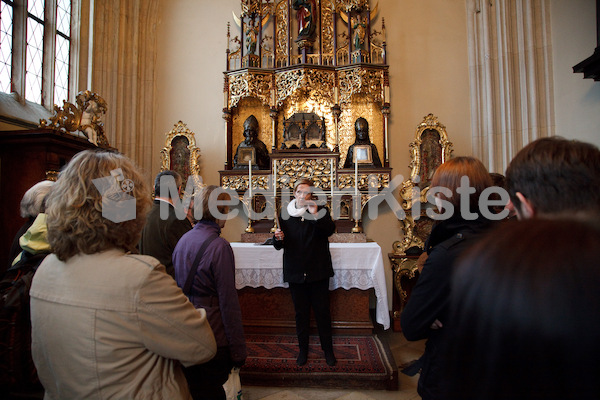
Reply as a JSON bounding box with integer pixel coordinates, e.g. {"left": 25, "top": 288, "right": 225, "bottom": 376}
{"left": 231, "top": 242, "right": 390, "bottom": 335}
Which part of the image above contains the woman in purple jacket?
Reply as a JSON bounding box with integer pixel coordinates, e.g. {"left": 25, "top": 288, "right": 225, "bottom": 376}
{"left": 173, "top": 185, "right": 247, "bottom": 400}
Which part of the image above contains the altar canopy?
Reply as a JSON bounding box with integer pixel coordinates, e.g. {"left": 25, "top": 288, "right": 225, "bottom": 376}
{"left": 231, "top": 242, "right": 390, "bottom": 329}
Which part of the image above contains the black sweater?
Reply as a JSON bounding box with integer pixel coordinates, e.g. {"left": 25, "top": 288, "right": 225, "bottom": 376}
{"left": 273, "top": 206, "right": 336, "bottom": 284}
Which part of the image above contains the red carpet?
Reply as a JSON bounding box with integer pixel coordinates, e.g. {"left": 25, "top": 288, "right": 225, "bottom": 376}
{"left": 240, "top": 334, "right": 398, "bottom": 390}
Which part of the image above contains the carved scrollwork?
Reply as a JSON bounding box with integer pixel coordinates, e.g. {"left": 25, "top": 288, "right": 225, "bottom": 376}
{"left": 275, "top": 68, "right": 336, "bottom": 106}
{"left": 229, "top": 72, "right": 273, "bottom": 108}
{"left": 275, "top": 0, "right": 288, "bottom": 67}
{"left": 321, "top": 0, "right": 335, "bottom": 55}
{"left": 338, "top": 172, "right": 389, "bottom": 191}
{"left": 221, "top": 174, "right": 271, "bottom": 191}
{"left": 275, "top": 157, "right": 334, "bottom": 189}
{"left": 391, "top": 257, "right": 420, "bottom": 306}
{"left": 338, "top": 67, "right": 384, "bottom": 104}
{"left": 336, "top": 0, "right": 369, "bottom": 12}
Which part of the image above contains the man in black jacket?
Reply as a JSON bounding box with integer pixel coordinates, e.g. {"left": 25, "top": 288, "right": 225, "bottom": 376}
{"left": 273, "top": 178, "right": 337, "bottom": 367}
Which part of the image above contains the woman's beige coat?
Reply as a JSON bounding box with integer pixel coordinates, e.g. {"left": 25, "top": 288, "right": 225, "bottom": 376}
{"left": 30, "top": 249, "right": 217, "bottom": 400}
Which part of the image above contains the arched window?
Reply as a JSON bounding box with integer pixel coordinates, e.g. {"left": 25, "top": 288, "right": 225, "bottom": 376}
{"left": 0, "top": 0, "right": 75, "bottom": 108}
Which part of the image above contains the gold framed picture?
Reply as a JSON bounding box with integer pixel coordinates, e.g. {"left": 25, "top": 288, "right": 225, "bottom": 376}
{"left": 353, "top": 145, "right": 372, "bottom": 164}
{"left": 238, "top": 147, "right": 256, "bottom": 165}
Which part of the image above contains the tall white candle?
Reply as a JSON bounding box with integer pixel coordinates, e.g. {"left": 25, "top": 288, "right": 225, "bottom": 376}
{"left": 354, "top": 157, "right": 358, "bottom": 196}
{"left": 330, "top": 158, "right": 334, "bottom": 198}
{"left": 249, "top": 159, "right": 253, "bottom": 199}
{"left": 354, "top": 158, "right": 359, "bottom": 220}
{"left": 273, "top": 161, "right": 277, "bottom": 199}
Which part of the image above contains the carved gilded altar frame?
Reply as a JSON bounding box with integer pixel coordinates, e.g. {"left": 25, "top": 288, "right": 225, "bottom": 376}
{"left": 160, "top": 121, "right": 203, "bottom": 192}
{"left": 394, "top": 113, "right": 453, "bottom": 255}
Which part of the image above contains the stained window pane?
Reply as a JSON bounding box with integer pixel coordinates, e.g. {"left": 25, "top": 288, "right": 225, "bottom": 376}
{"left": 27, "top": 0, "right": 45, "bottom": 21}
{"left": 0, "top": 1, "right": 13, "bottom": 93}
{"left": 56, "top": 0, "right": 70, "bottom": 36}
{"left": 25, "top": 17, "right": 44, "bottom": 104}
{"left": 54, "top": 35, "right": 69, "bottom": 105}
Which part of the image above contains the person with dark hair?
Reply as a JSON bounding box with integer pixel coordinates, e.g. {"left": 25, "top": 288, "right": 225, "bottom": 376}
{"left": 139, "top": 170, "right": 192, "bottom": 277}
{"left": 446, "top": 219, "right": 600, "bottom": 400}
{"left": 505, "top": 136, "right": 600, "bottom": 220}
{"left": 173, "top": 185, "right": 247, "bottom": 400}
{"left": 488, "top": 172, "right": 510, "bottom": 216}
{"left": 343, "top": 117, "right": 383, "bottom": 169}
{"left": 400, "top": 156, "right": 495, "bottom": 400}
{"left": 273, "top": 178, "right": 337, "bottom": 367}
{"left": 30, "top": 150, "right": 217, "bottom": 399}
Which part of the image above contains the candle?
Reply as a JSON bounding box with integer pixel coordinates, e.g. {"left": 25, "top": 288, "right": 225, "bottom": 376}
{"left": 334, "top": 87, "right": 339, "bottom": 104}
{"left": 354, "top": 156, "right": 358, "bottom": 197}
{"left": 224, "top": 90, "right": 228, "bottom": 109}
{"left": 273, "top": 160, "right": 277, "bottom": 199}
{"left": 330, "top": 158, "right": 334, "bottom": 198}
{"left": 354, "top": 158, "right": 359, "bottom": 220}
{"left": 249, "top": 159, "right": 253, "bottom": 199}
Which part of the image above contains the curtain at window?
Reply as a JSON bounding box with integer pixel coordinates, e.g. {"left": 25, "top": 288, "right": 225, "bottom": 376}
{"left": 466, "top": 0, "right": 555, "bottom": 173}
{"left": 91, "top": 0, "right": 158, "bottom": 174}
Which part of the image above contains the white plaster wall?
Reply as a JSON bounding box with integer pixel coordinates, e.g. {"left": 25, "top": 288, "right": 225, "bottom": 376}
{"left": 550, "top": 0, "right": 600, "bottom": 147}
{"left": 153, "top": 0, "right": 600, "bottom": 312}
{"left": 153, "top": 0, "right": 472, "bottom": 312}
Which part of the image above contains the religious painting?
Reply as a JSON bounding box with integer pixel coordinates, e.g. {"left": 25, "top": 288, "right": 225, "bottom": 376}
{"left": 418, "top": 129, "right": 442, "bottom": 188}
{"left": 353, "top": 145, "right": 373, "bottom": 164}
{"left": 160, "top": 121, "right": 203, "bottom": 194}
{"left": 170, "top": 136, "right": 191, "bottom": 184}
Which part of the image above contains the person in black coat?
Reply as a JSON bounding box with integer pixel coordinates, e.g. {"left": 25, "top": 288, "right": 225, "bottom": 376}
{"left": 400, "top": 156, "right": 495, "bottom": 400}
{"left": 139, "top": 170, "right": 192, "bottom": 277}
{"left": 273, "top": 178, "right": 337, "bottom": 367}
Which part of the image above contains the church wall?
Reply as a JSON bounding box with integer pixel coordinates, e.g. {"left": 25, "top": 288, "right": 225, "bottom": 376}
{"left": 154, "top": 0, "right": 471, "bottom": 311}
{"left": 550, "top": 0, "right": 600, "bottom": 147}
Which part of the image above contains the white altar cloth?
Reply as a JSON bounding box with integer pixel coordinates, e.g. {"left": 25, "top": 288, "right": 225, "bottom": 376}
{"left": 231, "top": 242, "right": 390, "bottom": 330}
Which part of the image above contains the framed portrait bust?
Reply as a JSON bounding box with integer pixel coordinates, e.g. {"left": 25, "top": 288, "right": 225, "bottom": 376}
{"left": 238, "top": 147, "right": 256, "bottom": 165}
{"left": 353, "top": 145, "right": 373, "bottom": 164}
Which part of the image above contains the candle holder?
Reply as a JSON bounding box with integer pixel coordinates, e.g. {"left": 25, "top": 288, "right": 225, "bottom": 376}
{"left": 351, "top": 218, "right": 363, "bottom": 233}
{"left": 332, "top": 104, "right": 341, "bottom": 153}
{"left": 270, "top": 199, "right": 278, "bottom": 233}
{"left": 240, "top": 195, "right": 255, "bottom": 233}
{"left": 352, "top": 191, "right": 363, "bottom": 233}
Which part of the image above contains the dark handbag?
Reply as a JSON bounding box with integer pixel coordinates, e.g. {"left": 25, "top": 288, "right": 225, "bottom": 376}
{"left": 182, "top": 236, "right": 217, "bottom": 296}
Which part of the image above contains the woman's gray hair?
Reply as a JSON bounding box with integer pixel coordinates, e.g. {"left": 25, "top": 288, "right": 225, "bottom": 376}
{"left": 20, "top": 180, "right": 55, "bottom": 218}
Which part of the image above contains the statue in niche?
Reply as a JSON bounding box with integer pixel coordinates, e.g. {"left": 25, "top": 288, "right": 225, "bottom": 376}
{"left": 292, "top": 0, "right": 317, "bottom": 39}
{"left": 343, "top": 117, "right": 383, "bottom": 168}
{"left": 246, "top": 19, "right": 258, "bottom": 55}
{"left": 233, "top": 115, "right": 270, "bottom": 170}
{"left": 353, "top": 14, "right": 367, "bottom": 51}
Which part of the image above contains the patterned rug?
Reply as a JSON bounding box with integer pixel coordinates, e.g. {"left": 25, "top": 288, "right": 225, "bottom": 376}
{"left": 240, "top": 334, "right": 398, "bottom": 390}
